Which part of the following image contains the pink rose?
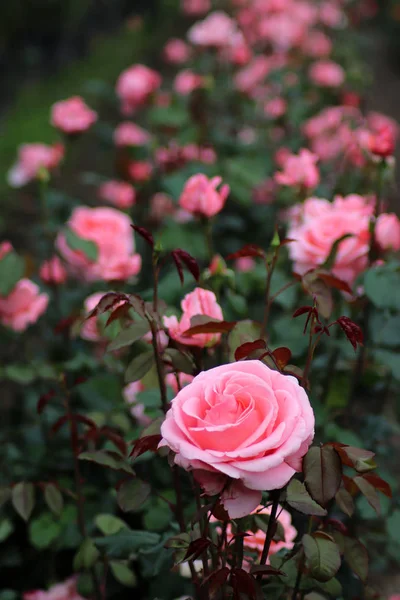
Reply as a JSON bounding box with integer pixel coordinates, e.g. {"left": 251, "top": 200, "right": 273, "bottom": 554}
{"left": 264, "top": 97, "right": 287, "bottom": 119}
{"left": 287, "top": 195, "right": 374, "bottom": 285}
{"left": 98, "top": 180, "right": 136, "bottom": 209}
{"left": 375, "top": 213, "right": 400, "bottom": 251}
{"left": 163, "top": 39, "right": 191, "bottom": 64}
{"left": 179, "top": 174, "right": 229, "bottom": 217}
{"left": 80, "top": 292, "right": 109, "bottom": 342}
{"left": 368, "top": 125, "right": 395, "bottom": 158}
{"left": 174, "top": 70, "right": 205, "bottom": 96}
{"left": 23, "top": 577, "right": 83, "bottom": 600}
{"left": 56, "top": 206, "right": 141, "bottom": 282}
{"left": 123, "top": 381, "right": 151, "bottom": 426}
{"left": 8, "top": 143, "right": 64, "bottom": 188}
{"left": 181, "top": 0, "right": 211, "bottom": 16}
{"left": 160, "top": 360, "right": 315, "bottom": 518}
{"left": 302, "top": 30, "right": 332, "bottom": 58}
{"left": 113, "top": 122, "right": 151, "bottom": 147}
{"left": 150, "top": 193, "right": 175, "bottom": 221}
{"left": 116, "top": 64, "right": 161, "bottom": 114}
{"left": 0, "top": 279, "right": 48, "bottom": 332}
{"left": 234, "top": 57, "right": 270, "bottom": 95}
{"left": 236, "top": 257, "right": 255, "bottom": 272}
{"left": 128, "top": 160, "right": 153, "bottom": 182}
{"left": 163, "top": 287, "right": 223, "bottom": 348}
{"left": 309, "top": 60, "right": 345, "bottom": 87}
{"left": 165, "top": 372, "right": 194, "bottom": 394}
{"left": 275, "top": 149, "right": 320, "bottom": 189}
{"left": 0, "top": 241, "right": 13, "bottom": 259}
{"left": 187, "top": 12, "right": 238, "bottom": 48}
{"left": 50, "top": 96, "right": 97, "bottom": 134}
{"left": 40, "top": 256, "right": 67, "bottom": 285}
{"left": 223, "top": 504, "right": 297, "bottom": 568}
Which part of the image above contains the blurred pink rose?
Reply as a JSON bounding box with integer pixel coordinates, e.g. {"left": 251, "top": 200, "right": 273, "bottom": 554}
{"left": 143, "top": 329, "right": 169, "bottom": 351}
{"left": 116, "top": 64, "right": 161, "bottom": 114}
{"left": 123, "top": 381, "right": 150, "bottom": 426}
{"left": 165, "top": 372, "right": 194, "bottom": 394}
{"left": 302, "top": 30, "right": 332, "bottom": 57}
{"left": 80, "top": 292, "right": 108, "bottom": 342}
{"left": 309, "top": 60, "right": 345, "bottom": 87}
{"left": 128, "top": 161, "right": 153, "bottom": 182}
{"left": 234, "top": 57, "right": 270, "bottom": 95}
{"left": 0, "top": 241, "right": 13, "bottom": 259}
{"left": 160, "top": 360, "right": 314, "bottom": 518}
{"left": 375, "top": 213, "right": 400, "bottom": 251}
{"left": 51, "top": 96, "right": 97, "bottom": 134}
{"left": 0, "top": 279, "right": 48, "bottom": 332}
{"left": 264, "top": 97, "right": 287, "bottom": 119}
{"left": 113, "top": 122, "right": 151, "bottom": 146}
{"left": 163, "top": 39, "right": 191, "bottom": 64}
{"left": 163, "top": 287, "right": 223, "bottom": 347}
{"left": 368, "top": 125, "right": 395, "bottom": 158}
{"left": 319, "top": 1, "right": 343, "bottom": 27}
{"left": 56, "top": 206, "right": 141, "bottom": 281}
{"left": 174, "top": 70, "right": 205, "bottom": 95}
{"left": 23, "top": 577, "right": 83, "bottom": 600}
{"left": 8, "top": 143, "right": 64, "bottom": 187}
{"left": 40, "top": 256, "right": 67, "bottom": 285}
{"left": 236, "top": 257, "right": 255, "bottom": 272}
{"left": 275, "top": 149, "right": 320, "bottom": 189}
{"left": 150, "top": 193, "right": 175, "bottom": 221}
{"left": 287, "top": 195, "right": 374, "bottom": 285}
{"left": 181, "top": 0, "right": 210, "bottom": 15}
{"left": 188, "top": 12, "right": 237, "bottom": 48}
{"left": 179, "top": 174, "right": 229, "bottom": 217}
{"left": 98, "top": 180, "right": 136, "bottom": 209}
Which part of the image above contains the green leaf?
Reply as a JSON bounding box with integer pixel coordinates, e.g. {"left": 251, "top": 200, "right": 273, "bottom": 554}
{"left": 143, "top": 499, "right": 173, "bottom": 532}
{"left": 286, "top": 479, "right": 327, "bottom": 517}
{"left": 95, "top": 514, "right": 127, "bottom": 536}
{"left": 387, "top": 510, "right": 400, "bottom": 544}
{"left": 125, "top": 350, "right": 155, "bottom": 383}
{"left": 93, "top": 530, "right": 161, "bottom": 558}
{"left": 4, "top": 365, "right": 35, "bottom": 384}
{"left": 304, "top": 446, "right": 342, "bottom": 507}
{"left": 0, "top": 251, "right": 25, "bottom": 296}
{"left": 343, "top": 537, "right": 368, "bottom": 582}
{"left": 302, "top": 533, "right": 341, "bottom": 582}
{"left": 0, "top": 519, "right": 14, "bottom": 543}
{"left": 108, "top": 321, "right": 150, "bottom": 352}
{"left": 0, "top": 487, "right": 11, "bottom": 509}
{"left": 44, "top": 484, "right": 63, "bottom": 517}
{"left": 315, "top": 577, "right": 342, "bottom": 596}
{"left": 64, "top": 228, "right": 98, "bottom": 262}
{"left": 12, "top": 482, "right": 35, "bottom": 521}
{"left": 73, "top": 538, "right": 100, "bottom": 570}
{"left": 110, "top": 561, "right": 137, "bottom": 587}
{"left": 354, "top": 476, "right": 380, "bottom": 514}
{"left": 29, "top": 513, "right": 62, "bottom": 549}
{"left": 164, "top": 348, "right": 195, "bottom": 375}
{"left": 228, "top": 320, "right": 261, "bottom": 362}
{"left": 117, "top": 479, "right": 151, "bottom": 512}
{"left": 364, "top": 262, "right": 400, "bottom": 310}
{"left": 78, "top": 451, "right": 134, "bottom": 475}
{"left": 149, "top": 105, "right": 189, "bottom": 128}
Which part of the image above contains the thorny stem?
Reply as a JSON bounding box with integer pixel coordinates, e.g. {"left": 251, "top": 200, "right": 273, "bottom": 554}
{"left": 149, "top": 320, "right": 168, "bottom": 414}
{"left": 62, "top": 380, "right": 102, "bottom": 600}
{"left": 260, "top": 251, "right": 279, "bottom": 338}
{"left": 302, "top": 311, "right": 322, "bottom": 389}
{"left": 256, "top": 490, "right": 280, "bottom": 582}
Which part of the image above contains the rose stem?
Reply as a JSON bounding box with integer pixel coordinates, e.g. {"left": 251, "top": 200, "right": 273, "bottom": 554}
{"left": 260, "top": 248, "right": 279, "bottom": 338}
{"left": 256, "top": 490, "right": 280, "bottom": 582}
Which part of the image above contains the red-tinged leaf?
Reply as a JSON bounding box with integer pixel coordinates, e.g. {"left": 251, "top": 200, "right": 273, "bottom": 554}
{"left": 171, "top": 251, "right": 184, "bottom": 285}
{"left": 211, "top": 501, "right": 230, "bottom": 522}
{"left": 271, "top": 347, "right": 292, "bottom": 369}
{"left": 303, "top": 446, "right": 342, "bottom": 507}
{"left": 317, "top": 272, "right": 353, "bottom": 295}
{"left": 37, "top": 390, "right": 56, "bottom": 415}
{"left": 230, "top": 568, "right": 257, "bottom": 600}
{"left": 130, "top": 224, "right": 154, "bottom": 247}
{"left": 250, "top": 565, "right": 286, "bottom": 577}
{"left": 51, "top": 415, "right": 69, "bottom": 435}
{"left": 127, "top": 294, "right": 147, "bottom": 319}
{"left": 354, "top": 476, "right": 380, "bottom": 514}
{"left": 235, "top": 339, "right": 266, "bottom": 361}
{"left": 278, "top": 238, "right": 296, "bottom": 247}
{"left": 202, "top": 567, "right": 230, "bottom": 594}
{"left": 362, "top": 473, "right": 392, "bottom": 498}
{"left": 182, "top": 537, "right": 211, "bottom": 562}
{"left": 101, "top": 428, "right": 128, "bottom": 456}
{"left": 87, "top": 292, "right": 128, "bottom": 319}
{"left": 342, "top": 474, "right": 358, "bottom": 495}
{"left": 335, "top": 487, "right": 355, "bottom": 517}
{"left": 106, "top": 302, "right": 131, "bottom": 327}
{"left": 183, "top": 320, "right": 237, "bottom": 336}
{"left": 335, "top": 316, "right": 364, "bottom": 351}
{"left": 73, "top": 414, "right": 97, "bottom": 431}
{"left": 130, "top": 434, "right": 162, "bottom": 459}
{"left": 172, "top": 249, "right": 200, "bottom": 282}
{"left": 325, "top": 518, "right": 348, "bottom": 535}
{"left": 329, "top": 443, "right": 375, "bottom": 471}
{"left": 227, "top": 244, "right": 265, "bottom": 261}
{"left": 293, "top": 306, "right": 313, "bottom": 319}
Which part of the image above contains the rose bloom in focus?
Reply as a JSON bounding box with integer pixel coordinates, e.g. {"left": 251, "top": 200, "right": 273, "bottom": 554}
{"left": 179, "top": 174, "right": 229, "bottom": 217}
{"left": 40, "top": 256, "right": 67, "bottom": 285}
{"left": 23, "top": 577, "right": 84, "bottom": 600}
{"left": 275, "top": 149, "right": 320, "bottom": 190}
{"left": 309, "top": 60, "right": 345, "bottom": 87}
{"left": 8, "top": 143, "right": 64, "bottom": 188}
{"left": 188, "top": 12, "right": 238, "bottom": 48}
{"left": 51, "top": 96, "right": 97, "bottom": 134}
{"left": 116, "top": 64, "right": 161, "bottom": 114}
{"left": 375, "top": 213, "right": 400, "bottom": 251}
{"left": 56, "top": 206, "right": 141, "bottom": 281}
{"left": 0, "top": 279, "right": 48, "bottom": 332}
{"left": 114, "top": 122, "right": 151, "bottom": 147}
{"left": 287, "top": 194, "right": 374, "bottom": 285}
{"left": 98, "top": 180, "right": 136, "bottom": 209}
{"left": 160, "top": 360, "right": 315, "bottom": 517}
{"left": 163, "top": 287, "right": 223, "bottom": 347}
